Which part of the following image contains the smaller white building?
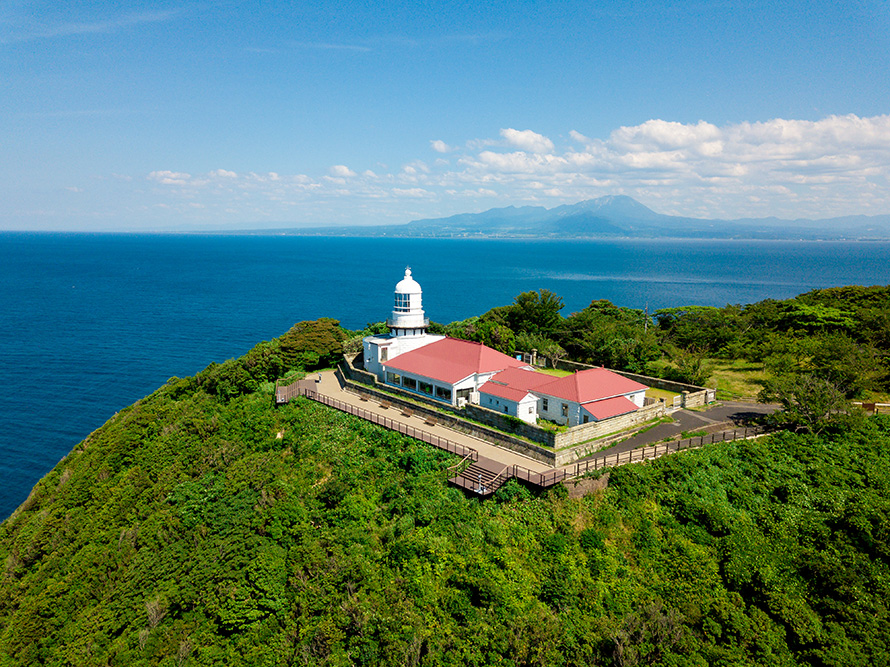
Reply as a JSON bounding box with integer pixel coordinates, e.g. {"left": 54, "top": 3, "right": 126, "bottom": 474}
{"left": 480, "top": 366, "right": 647, "bottom": 427}
{"left": 362, "top": 268, "right": 444, "bottom": 380}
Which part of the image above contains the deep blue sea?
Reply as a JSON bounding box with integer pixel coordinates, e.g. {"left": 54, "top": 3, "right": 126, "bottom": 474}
{"left": 2, "top": 232, "right": 889, "bottom": 519}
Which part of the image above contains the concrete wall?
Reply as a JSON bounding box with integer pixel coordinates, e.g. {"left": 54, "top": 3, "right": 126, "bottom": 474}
{"left": 465, "top": 403, "right": 556, "bottom": 448}
{"left": 552, "top": 400, "right": 665, "bottom": 449}
{"left": 342, "top": 379, "right": 557, "bottom": 464}
{"left": 342, "top": 354, "right": 380, "bottom": 386}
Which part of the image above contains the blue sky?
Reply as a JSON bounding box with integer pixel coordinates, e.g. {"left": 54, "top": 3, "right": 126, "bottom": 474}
{"left": 2, "top": 0, "right": 889, "bottom": 230}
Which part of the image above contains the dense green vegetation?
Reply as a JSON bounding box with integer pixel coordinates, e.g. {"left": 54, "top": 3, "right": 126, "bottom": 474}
{"left": 430, "top": 285, "right": 890, "bottom": 401}
{"left": 2, "top": 289, "right": 889, "bottom": 665}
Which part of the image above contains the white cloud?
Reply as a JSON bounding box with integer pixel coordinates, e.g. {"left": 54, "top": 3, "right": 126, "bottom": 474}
{"left": 431, "top": 140, "right": 451, "bottom": 153}
{"left": 1, "top": 10, "right": 179, "bottom": 44}
{"left": 148, "top": 170, "right": 191, "bottom": 185}
{"left": 329, "top": 165, "right": 356, "bottom": 178}
{"left": 98, "top": 114, "right": 890, "bottom": 228}
{"left": 392, "top": 188, "right": 434, "bottom": 198}
{"left": 500, "top": 128, "right": 555, "bottom": 154}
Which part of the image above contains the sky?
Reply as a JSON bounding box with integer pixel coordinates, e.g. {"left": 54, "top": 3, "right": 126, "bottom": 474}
{"left": 2, "top": 0, "right": 889, "bottom": 231}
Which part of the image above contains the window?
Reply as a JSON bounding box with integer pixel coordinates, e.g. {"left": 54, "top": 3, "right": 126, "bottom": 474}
{"left": 542, "top": 398, "right": 549, "bottom": 411}
{"left": 436, "top": 386, "right": 452, "bottom": 401}
{"left": 380, "top": 347, "right": 388, "bottom": 362}
{"left": 504, "top": 406, "right": 508, "bottom": 413}
{"left": 528, "top": 407, "right": 534, "bottom": 414}
{"left": 419, "top": 381, "right": 433, "bottom": 395}
{"left": 561, "top": 403, "right": 569, "bottom": 417}
{"left": 394, "top": 293, "right": 411, "bottom": 312}
{"left": 386, "top": 372, "right": 401, "bottom": 385}
{"left": 583, "top": 415, "right": 589, "bottom": 424}
{"left": 403, "top": 377, "right": 417, "bottom": 390}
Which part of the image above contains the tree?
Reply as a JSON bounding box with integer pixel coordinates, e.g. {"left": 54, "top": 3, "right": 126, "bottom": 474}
{"left": 759, "top": 373, "right": 849, "bottom": 434}
{"left": 669, "top": 346, "right": 712, "bottom": 386}
{"left": 444, "top": 317, "right": 516, "bottom": 354}
{"left": 277, "top": 318, "right": 345, "bottom": 371}
{"left": 506, "top": 289, "right": 564, "bottom": 336}
{"left": 559, "top": 300, "right": 659, "bottom": 371}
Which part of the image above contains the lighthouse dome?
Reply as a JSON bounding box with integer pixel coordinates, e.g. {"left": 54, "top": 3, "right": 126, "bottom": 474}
{"left": 395, "top": 267, "right": 422, "bottom": 294}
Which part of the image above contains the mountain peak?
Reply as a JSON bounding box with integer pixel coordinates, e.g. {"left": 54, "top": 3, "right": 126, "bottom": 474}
{"left": 552, "top": 196, "right": 660, "bottom": 220}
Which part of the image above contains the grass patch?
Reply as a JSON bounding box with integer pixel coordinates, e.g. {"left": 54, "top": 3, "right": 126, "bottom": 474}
{"left": 646, "top": 387, "right": 680, "bottom": 402}
{"left": 537, "top": 367, "right": 574, "bottom": 377}
{"left": 708, "top": 358, "right": 767, "bottom": 400}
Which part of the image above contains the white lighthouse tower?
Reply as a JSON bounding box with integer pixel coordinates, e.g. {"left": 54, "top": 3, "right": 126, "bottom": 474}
{"left": 362, "top": 267, "right": 443, "bottom": 380}
{"left": 388, "top": 268, "right": 428, "bottom": 337}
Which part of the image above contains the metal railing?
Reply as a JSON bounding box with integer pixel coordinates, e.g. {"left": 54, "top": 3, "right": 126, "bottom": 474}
{"left": 280, "top": 382, "right": 479, "bottom": 462}
{"left": 508, "top": 425, "right": 767, "bottom": 488}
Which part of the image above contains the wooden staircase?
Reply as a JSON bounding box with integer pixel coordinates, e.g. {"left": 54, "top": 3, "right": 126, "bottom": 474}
{"left": 448, "top": 455, "right": 512, "bottom": 496}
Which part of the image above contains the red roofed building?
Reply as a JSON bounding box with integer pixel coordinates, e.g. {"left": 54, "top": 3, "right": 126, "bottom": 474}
{"left": 532, "top": 368, "right": 647, "bottom": 425}
{"left": 383, "top": 337, "right": 530, "bottom": 405}
{"left": 477, "top": 366, "right": 648, "bottom": 426}
{"left": 364, "top": 269, "right": 649, "bottom": 424}
{"left": 478, "top": 367, "right": 548, "bottom": 422}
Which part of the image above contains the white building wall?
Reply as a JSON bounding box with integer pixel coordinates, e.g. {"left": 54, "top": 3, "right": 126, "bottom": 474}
{"left": 515, "top": 394, "right": 538, "bottom": 424}
{"left": 536, "top": 394, "right": 579, "bottom": 426}
{"left": 381, "top": 368, "right": 472, "bottom": 406}
{"left": 363, "top": 333, "right": 444, "bottom": 381}
{"left": 479, "top": 392, "right": 538, "bottom": 424}
{"left": 534, "top": 390, "right": 644, "bottom": 426}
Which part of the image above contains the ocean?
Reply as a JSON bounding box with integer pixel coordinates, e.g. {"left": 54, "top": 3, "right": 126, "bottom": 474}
{"left": 2, "top": 232, "right": 889, "bottom": 519}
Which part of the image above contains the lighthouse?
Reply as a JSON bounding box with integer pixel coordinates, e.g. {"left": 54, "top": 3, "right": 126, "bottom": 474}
{"left": 387, "top": 268, "right": 429, "bottom": 337}
{"left": 362, "top": 267, "right": 443, "bottom": 380}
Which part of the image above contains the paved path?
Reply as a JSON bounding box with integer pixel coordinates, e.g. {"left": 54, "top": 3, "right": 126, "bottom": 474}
{"left": 312, "top": 371, "right": 551, "bottom": 473}
{"left": 589, "top": 401, "right": 779, "bottom": 460}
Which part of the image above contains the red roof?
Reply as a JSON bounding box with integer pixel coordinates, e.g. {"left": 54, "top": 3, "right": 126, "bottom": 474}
{"left": 487, "top": 366, "right": 554, "bottom": 391}
{"left": 582, "top": 396, "right": 639, "bottom": 420}
{"left": 384, "top": 338, "right": 526, "bottom": 384}
{"left": 536, "top": 368, "right": 647, "bottom": 404}
{"left": 478, "top": 380, "right": 537, "bottom": 402}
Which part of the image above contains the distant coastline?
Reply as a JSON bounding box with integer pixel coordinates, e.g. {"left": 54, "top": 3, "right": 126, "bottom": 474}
{"left": 196, "top": 195, "right": 890, "bottom": 241}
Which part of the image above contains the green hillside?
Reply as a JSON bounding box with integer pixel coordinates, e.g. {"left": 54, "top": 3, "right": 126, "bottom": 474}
{"left": 2, "top": 301, "right": 890, "bottom": 666}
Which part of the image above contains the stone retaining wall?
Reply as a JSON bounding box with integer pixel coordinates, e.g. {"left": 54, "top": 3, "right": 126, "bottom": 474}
{"left": 552, "top": 400, "right": 665, "bottom": 449}
{"left": 464, "top": 404, "right": 557, "bottom": 446}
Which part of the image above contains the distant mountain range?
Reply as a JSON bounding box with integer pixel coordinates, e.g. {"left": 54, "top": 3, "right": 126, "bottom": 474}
{"left": 244, "top": 196, "right": 890, "bottom": 240}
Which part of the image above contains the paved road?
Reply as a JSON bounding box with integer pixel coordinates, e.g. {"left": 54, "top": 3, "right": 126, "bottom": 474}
{"left": 590, "top": 401, "right": 779, "bottom": 459}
